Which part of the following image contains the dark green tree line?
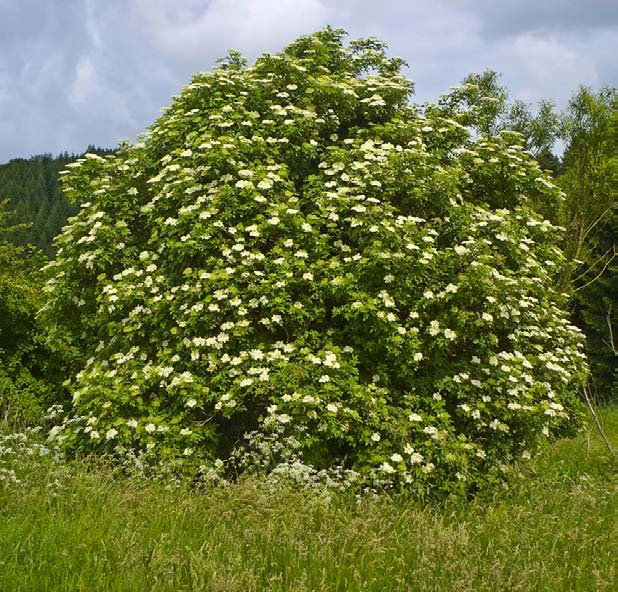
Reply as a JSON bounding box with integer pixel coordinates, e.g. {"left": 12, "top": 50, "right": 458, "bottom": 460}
{"left": 561, "top": 87, "right": 617, "bottom": 402}
{"left": 0, "top": 147, "right": 114, "bottom": 256}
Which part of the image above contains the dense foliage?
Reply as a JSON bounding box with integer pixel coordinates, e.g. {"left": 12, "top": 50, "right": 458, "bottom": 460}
{"left": 574, "top": 208, "right": 617, "bottom": 401}
{"left": 445, "top": 76, "right": 616, "bottom": 402}
{"left": 41, "top": 29, "right": 588, "bottom": 493}
{"left": 0, "top": 208, "right": 65, "bottom": 425}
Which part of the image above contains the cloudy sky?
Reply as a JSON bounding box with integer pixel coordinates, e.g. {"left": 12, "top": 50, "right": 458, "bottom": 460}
{"left": 1, "top": 0, "right": 616, "bottom": 164}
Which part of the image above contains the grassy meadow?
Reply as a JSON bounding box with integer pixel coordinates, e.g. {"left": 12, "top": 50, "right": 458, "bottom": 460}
{"left": 0, "top": 407, "right": 616, "bottom": 592}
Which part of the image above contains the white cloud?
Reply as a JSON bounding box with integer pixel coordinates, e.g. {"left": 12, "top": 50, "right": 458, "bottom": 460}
{"left": 494, "top": 33, "right": 600, "bottom": 103}
{"left": 85, "top": 0, "right": 103, "bottom": 50}
{"left": 132, "top": 0, "right": 333, "bottom": 59}
{"left": 69, "top": 57, "right": 98, "bottom": 105}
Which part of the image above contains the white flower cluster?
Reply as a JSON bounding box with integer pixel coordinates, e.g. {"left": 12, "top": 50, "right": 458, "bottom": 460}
{"left": 0, "top": 424, "right": 63, "bottom": 488}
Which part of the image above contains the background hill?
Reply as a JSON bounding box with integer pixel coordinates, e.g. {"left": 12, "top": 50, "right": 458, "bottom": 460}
{"left": 0, "top": 147, "right": 114, "bottom": 256}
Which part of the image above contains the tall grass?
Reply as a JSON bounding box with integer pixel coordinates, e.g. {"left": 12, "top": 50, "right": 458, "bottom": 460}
{"left": 1, "top": 409, "right": 616, "bottom": 591}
